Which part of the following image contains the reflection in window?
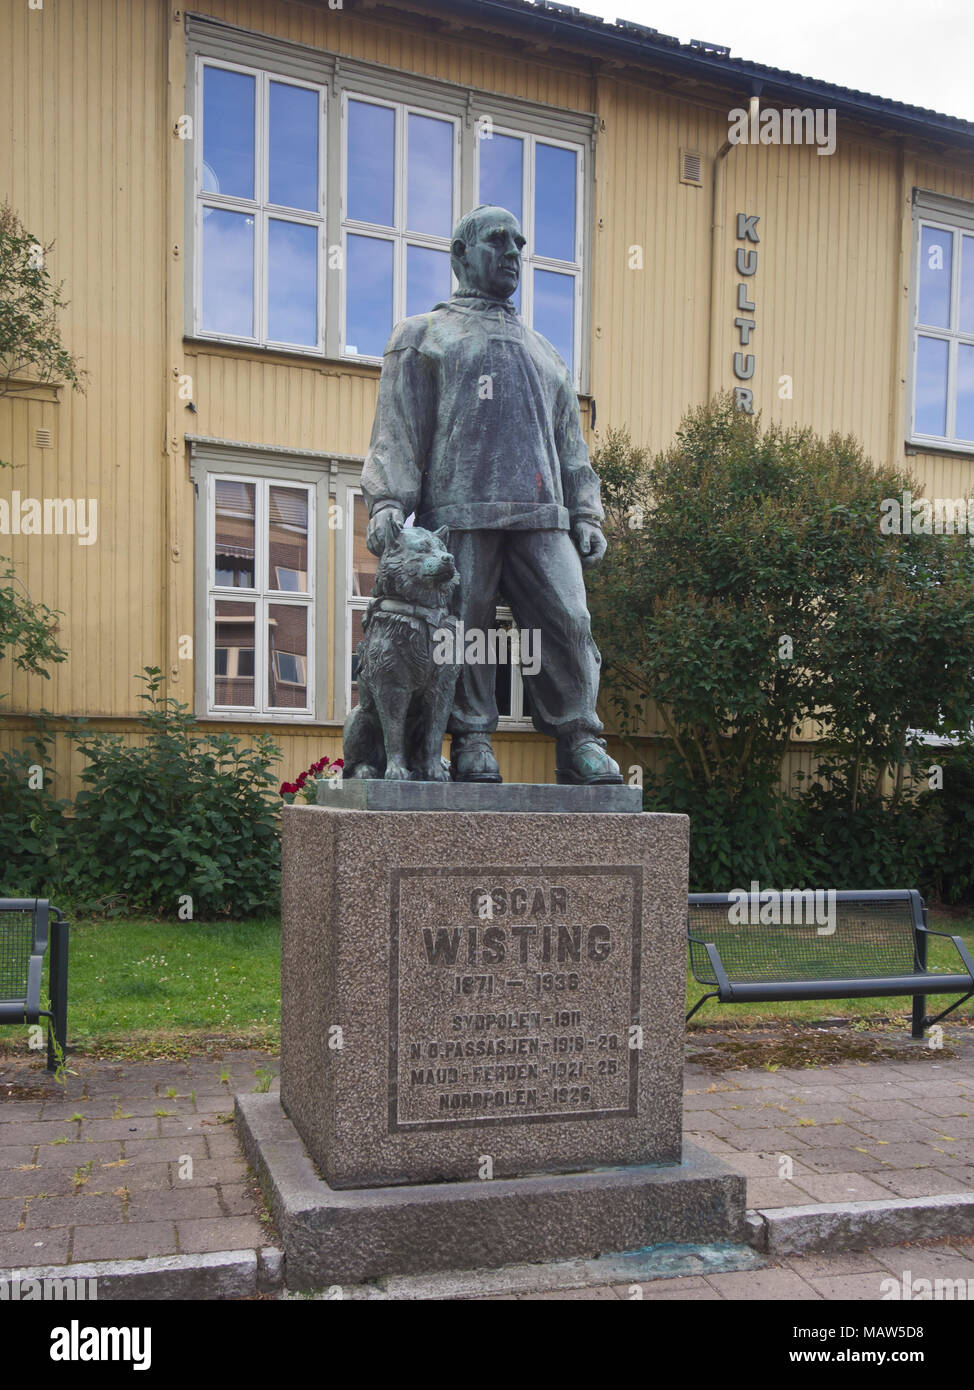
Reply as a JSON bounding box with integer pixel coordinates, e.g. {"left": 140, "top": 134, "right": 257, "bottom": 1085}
{"left": 203, "top": 67, "right": 255, "bottom": 200}
{"left": 268, "top": 220, "right": 318, "bottom": 346}
{"left": 269, "top": 80, "right": 318, "bottom": 211}
{"left": 209, "top": 476, "right": 314, "bottom": 715}
{"left": 202, "top": 210, "right": 254, "bottom": 338}
{"left": 198, "top": 62, "right": 324, "bottom": 348}
{"left": 477, "top": 127, "right": 581, "bottom": 379}
{"left": 214, "top": 479, "right": 256, "bottom": 588}
{"left": 913, "top": 218, "right": 974, "bottom": 446}
{"left": 343, "top": 95, "right": 457, "bottom": 355}
{"left": 268, "top": 605, "right": 309, "bottom": 708}
{"left": 346, "top": 235, "right": 394, "bottom": 357}
{"left": 214, "top": 600, "right": 256, "bottom": 707}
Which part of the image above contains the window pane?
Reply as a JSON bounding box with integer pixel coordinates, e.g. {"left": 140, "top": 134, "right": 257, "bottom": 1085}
{"left": 349, "top": 606, "right": 366, "bottom": 708}
{"left": 346, "top": 235, "right": 394, "bottom": 357}
{"left": 269, "top": 604, "right": 308, "bottom": 709}
{"left": 214, "top": 480, "right": 256, "bottom": 588}
{"left": 406, "top": 244, "right": 451, "bottom": 317}
{"left": 479, "top": 132, "right": 523, "bottom": 224}
{"left": 351, "top": 495, "right": 378, "bottom": 596}
{"left": 202, "top": 209, "right": 254, "bottom": 337}
{"left": 269, "top": 81, "right": 319, "bottom": 211}
{"left": 407, "top": 113, "right": 453, "bottom": 236}
{"left": 268, "top": 220, "right": 318, "bottom": 345}
{"left": 918, "top": 225, "right": 952, "bottom": 328}
{"left": 961, "top": 234, "right": 974, "bottom": 335}
{"left": 203, "top": 67, "right": 255, "bottom": 200}
{"left": 534, "top": 268, "right": 575, "bottom": 375}
{"left": 957, "top": 344, "right": 974, "bottom": 442}
{"left": 915, "top": 335, "right": 949, "bottom": 436}
{"left": 347, "top": 100, "right": 394, "bottom": 227}
{"left": 534, "top": 143, "right": 576, "bottom": 262}
{"left": 214, "top": 600, "right": 256, "bottom": 707}
{"left": 269, "top": 486, "right": 309, "bottom": 592}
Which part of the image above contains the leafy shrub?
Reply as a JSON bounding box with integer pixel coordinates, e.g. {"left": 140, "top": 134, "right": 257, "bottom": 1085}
{"left": 0, "top": 725, "right": 70, "bottom": 896}
{"left": 1, "top": 669, "right": 283, "bottom": 918}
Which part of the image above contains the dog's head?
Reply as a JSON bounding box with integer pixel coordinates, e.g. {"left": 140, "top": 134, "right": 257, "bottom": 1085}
{"left": 373, "top": 521, "right": 459, "bottom": 607}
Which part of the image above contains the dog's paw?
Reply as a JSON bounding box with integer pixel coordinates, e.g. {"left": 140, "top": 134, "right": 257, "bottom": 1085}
{"left": 384, "top": 759, "right": 412, "bottom": 781}
{"left": 421, "top": 763, "right": 452, "bottom": 783}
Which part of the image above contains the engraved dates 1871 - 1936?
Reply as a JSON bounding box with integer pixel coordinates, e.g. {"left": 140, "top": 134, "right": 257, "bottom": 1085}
{"left": 389, "top": 866, "right": 642, "bottom": 1131}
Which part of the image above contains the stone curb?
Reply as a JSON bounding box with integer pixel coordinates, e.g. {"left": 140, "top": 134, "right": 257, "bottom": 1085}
{"left": 747, "top": 1193, "right": 974, "bottom": 1256}
{"left": 0, "top": 1248, "right": 285, "bottom": 1301}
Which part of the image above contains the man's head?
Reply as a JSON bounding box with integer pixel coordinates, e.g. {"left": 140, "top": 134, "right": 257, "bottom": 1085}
{"left": 450, "top": 205, "right": 525, "bottom": 300}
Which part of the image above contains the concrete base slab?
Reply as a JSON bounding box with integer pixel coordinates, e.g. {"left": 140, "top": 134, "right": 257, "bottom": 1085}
{"left": 280, "top": 1240, "right": 766, "bottom": 1299}
{"left": 315, "top": 778, "right": 642, "bottom": 813}
{"left": 750, "top": 1192, "right": 974, "bottom": 1256}
{"left": 236, "top": 1092, "right": 747, "bottom": 1291}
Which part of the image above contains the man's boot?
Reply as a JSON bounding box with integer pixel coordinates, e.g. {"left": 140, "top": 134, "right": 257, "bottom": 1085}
{"left": 451, "top": 732, "right": 502, "bottom": 783}
{"left": 555, "top": 734, "right": 623, "bottom": 785}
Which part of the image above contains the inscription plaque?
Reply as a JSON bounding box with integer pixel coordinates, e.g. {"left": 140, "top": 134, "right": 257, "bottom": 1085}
{"left": 389, "top": 865, "right": 641, "bottom": 1131}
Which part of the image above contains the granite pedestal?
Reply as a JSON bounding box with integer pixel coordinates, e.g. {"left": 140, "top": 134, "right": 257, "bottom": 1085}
{"left": 239, "top": 789, "right": 747, "bottom": 1285}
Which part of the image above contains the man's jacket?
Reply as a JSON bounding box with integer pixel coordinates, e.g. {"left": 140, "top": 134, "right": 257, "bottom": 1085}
{"left": 361, "top": 291, "right": 604, "bottom": 533}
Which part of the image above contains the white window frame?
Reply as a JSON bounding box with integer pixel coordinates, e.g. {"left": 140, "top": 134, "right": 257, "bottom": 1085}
{"left": 193, "top": 57, "right": 327, "bottom": 353}
{"left": 474, "top": 124, "right": 585, "bottom": 385}
{"left": 340, "top": 92, "right": 461, "bottom": 360}
{"left": 185, "top": 15, "right": 597, "bottom": 391}
{"left": 909, "top": 191, "right": 974, "bottom": 454}
{"left": 206, "top": 472, "right": 315, "bottom": 719}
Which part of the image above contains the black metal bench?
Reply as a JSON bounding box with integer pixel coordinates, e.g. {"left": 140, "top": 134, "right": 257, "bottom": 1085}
{"left": 0, "top": 899, "right": 68, "bottom": 1070}
{"left": 687, "top": 889, "right": 974, "bottom": 1039}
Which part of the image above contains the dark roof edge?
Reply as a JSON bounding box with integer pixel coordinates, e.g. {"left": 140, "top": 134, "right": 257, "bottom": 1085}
{"left": 431, "top": 0, "right": 974, "bottom": 150}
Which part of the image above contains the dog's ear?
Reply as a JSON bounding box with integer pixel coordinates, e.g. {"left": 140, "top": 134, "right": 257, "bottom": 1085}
{"left": 433, "top": 525, "right": 450, "bottom": 546}
{"left": 387, "top": 513, "right": 404, "bottom": 544}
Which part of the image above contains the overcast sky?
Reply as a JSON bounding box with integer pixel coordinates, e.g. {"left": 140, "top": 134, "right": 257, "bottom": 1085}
{"left": 573, "top": 0, "right": 974, "bottom": 123}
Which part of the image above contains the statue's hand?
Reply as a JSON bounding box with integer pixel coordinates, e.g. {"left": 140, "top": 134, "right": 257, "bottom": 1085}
{"left": 366, "top": 506, "right": 406, "bottom": 557}
{"left": 572, "top": 520, "right": 607, "bottom": 570}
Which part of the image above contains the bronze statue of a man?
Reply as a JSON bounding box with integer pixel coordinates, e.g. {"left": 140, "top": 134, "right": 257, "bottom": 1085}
{"left": 361, "top": 204, "right": 622, "bottom": 786}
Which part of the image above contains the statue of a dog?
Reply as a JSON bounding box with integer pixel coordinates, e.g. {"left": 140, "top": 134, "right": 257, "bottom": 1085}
{"left": 343, "top": 519, "right": 460, "bottom": 781}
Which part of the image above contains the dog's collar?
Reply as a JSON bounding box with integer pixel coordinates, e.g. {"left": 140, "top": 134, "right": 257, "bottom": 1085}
{"left": 371, "top": 598, "right": 454, "bottom": 629}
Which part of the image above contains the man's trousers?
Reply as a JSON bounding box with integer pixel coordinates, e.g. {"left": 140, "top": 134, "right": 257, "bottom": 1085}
{"left": 445, "top": 528, "right": 604, "bottom": 742}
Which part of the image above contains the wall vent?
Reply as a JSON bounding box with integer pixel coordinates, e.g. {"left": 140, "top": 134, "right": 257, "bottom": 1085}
{"left": 680, "top": 149, "right": 703, "bottom": 186}
{"left": 34, "top": 428, "right": 53, "bottom": 448}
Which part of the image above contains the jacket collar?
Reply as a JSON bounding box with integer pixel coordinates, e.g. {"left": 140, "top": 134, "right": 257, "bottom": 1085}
{"left": 435, "top": 291, "right": 518, "bottom": 316}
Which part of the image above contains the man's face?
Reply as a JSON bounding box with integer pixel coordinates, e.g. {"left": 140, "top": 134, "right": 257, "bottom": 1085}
{"left": 456, "top": 212, "right": 526, "bottom": 299}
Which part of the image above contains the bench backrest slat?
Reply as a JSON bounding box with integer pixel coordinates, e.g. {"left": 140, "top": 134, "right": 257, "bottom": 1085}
{"left": 0, "top": 904, "right": 41, "bottom": 1002}
{"left": 688, "top": 891, "right": 921, "bottom": 985}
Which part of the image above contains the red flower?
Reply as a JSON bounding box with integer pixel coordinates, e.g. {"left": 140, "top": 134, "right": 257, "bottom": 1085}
{"left": 279, "top": 781, "right": 295, "bottom": 796}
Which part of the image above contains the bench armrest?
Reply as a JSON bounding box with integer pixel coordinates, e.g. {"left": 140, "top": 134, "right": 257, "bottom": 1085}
{"left": 688, "top": 933, "right": 732, "bottom": 997}
{"left": 916, "top": 923, "right": 974, "bottom": 983}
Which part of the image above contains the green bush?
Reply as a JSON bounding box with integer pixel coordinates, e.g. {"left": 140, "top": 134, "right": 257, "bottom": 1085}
{"left": 593, "top": 399, "right": 974, "bottom": 896}
{"left": 917, "top": 743, "right": 974, "bottom": 904}
{"left": 0, "top": 725, "right": 70, "bottom": 896}
{"left": 1, "top": 670, "right": 283, "bottom": 917}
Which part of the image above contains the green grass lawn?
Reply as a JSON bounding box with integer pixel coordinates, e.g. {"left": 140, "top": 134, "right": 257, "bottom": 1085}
{"left": 3, "top": 911, "right": 970, "bottom": 1060}
{"left": 47, "top": 916, "right": 281, "bottom": 1057}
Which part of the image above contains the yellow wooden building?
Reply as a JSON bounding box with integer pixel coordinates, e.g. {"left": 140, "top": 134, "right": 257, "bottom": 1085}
{"left": 2, "top": 0, "right": 973, "bottom": 793}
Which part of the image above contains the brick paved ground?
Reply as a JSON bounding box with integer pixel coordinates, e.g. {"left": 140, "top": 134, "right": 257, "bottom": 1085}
{"left": 0, "top": 1050, "right": 277, "bottom": 1271}
{"left": 2, "top": 1025, "right": 972, "bottom": 1298}
{"left": 684, "top": 1025, "right": 974, "bottom": 1209}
